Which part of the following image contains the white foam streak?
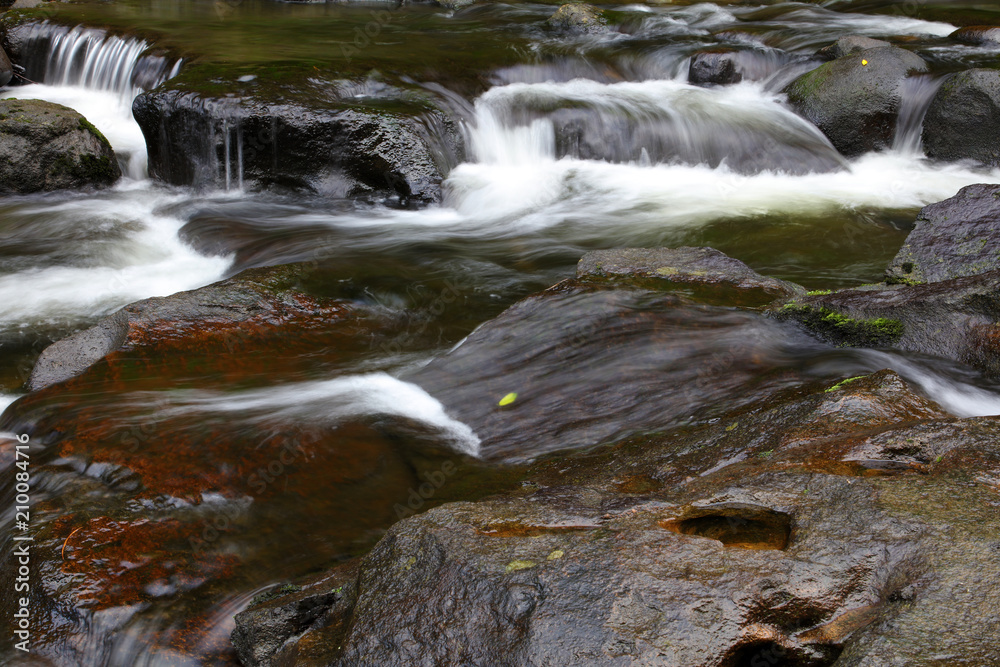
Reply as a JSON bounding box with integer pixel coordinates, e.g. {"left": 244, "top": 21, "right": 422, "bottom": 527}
{"left": 155, "top": 373, "right": 480, "bottom": 456}
{"left": 445, "top": 149, "right": 1000, "bottom": 234}
{"left": 862, "top": 352, "right": 1000, "bottom": 418}
{"left": 0, "top": 191, "right": 231, "bottom": 327}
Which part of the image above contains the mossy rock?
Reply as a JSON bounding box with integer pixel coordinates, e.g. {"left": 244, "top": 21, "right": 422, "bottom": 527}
{"left": 0, "top": 98, "right": 120, "bottom": 194}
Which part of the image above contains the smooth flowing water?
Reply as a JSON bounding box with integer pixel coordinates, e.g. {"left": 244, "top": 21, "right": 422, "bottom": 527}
{"left": 4, "top": 0, "right": 1000, "bottom": 663}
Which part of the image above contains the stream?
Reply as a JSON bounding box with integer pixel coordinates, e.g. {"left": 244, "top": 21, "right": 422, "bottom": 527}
{"left": 3, "top": 0, "right": 1000, "bottom": 663}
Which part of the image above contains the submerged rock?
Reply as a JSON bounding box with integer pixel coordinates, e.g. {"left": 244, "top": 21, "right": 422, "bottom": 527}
{"left": 886, "top": 183, "right": 1000, "bottom": 285}
{"left": 0, "top": 99, "right": 121, "bottom": 193}
{"left": 577, "top": 246, "right": 804, "bottom": 305}
{"left": 132, "top": 77, "right": 464, "bottom": 204}
{"left": 546, "top": 4, "right": 611, "bottom": 36}
{"left": 949, "top": 25, "right": 1000, "bottom": 46}
{"left": 816, "top": 35, "right": 890, "bottom": 61}
{"left": 688, "top": 50, "right": 743, "bottom": 86}
{"left": 784, "top": 47, "right": 927, "bottom": 157}
{"left": 27, "top": 263, "right": 366, "bottom": 391}
{"left": 923, "top": 69, "right": 1000, "bottom": 167}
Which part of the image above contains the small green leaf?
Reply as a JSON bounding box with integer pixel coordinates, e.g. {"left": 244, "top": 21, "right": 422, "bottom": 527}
{"left": 499, "top": 392, "right": 518, "bottom": 407}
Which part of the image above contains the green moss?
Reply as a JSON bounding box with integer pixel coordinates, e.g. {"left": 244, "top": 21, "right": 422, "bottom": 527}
{"left": 78, "top": 117, "right": 110, "bottom": 145}
{"left": 75, "top": 153, "right": 119, "bottom": 183}
{"left": 781, "top": 304, "right": 904, "bottom": 347}
{"left": 825, "top": 375, "right": 866, "bottom": 393}
{"left": 807, "top": 289, "right": 833, "bottom": 296}
{"left": 251, "top": 583, "right": 302, "bottom": 606}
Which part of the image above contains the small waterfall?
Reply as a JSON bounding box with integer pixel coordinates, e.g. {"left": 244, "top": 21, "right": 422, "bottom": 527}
{"left": 893, "top": 75, "right": 944, "bottom": 155}
{"left": 14, "top": 22, "right": 179, "bottom": 101}
{"left": 10, "top": 22, "right": 182, "bottom": 179}
{"left": 220, "top": 115, "right": 246, "bottom": 192}
{"left": 466, "top": 79, "right": 847, "bottom": 175}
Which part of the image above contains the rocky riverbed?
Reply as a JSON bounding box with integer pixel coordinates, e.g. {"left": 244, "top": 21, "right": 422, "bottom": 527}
{"left": 3, "top": 0, "right": 1000, "bottom": 665}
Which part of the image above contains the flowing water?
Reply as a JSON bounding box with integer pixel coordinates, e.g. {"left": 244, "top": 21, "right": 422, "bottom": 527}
{"left": 4, "top": 0, "right": 1000, "bottom": 663}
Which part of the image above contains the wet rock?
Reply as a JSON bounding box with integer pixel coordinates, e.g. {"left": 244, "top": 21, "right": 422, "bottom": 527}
{"left": 886, "top": 183, "right": 1000, "bottom": 285}
{"left": 234, "top": 371, "right": 1000, "bottom": 665}
{"left": 232, "top": 565, "right": 358, "bottom": 667}
{"left": 407, "top": 279, "right": 813, "bottom": 459}
{"left": 132, "top": 78, "right": 464, "bottom": 204}
{"left": 530, "top": 91, "right": 846, "bottom": 175}
{"left": 784, "top": 47, "right": 927, "bottom": 157}
{"left": 688, "top": 50, "right": 743, "bottom": 86}
{"left": 0, "top": 43, "right": 12, "bottom": 87}
{"left": 773, "top": 272, "right": 1000, "bottom": 375}
{"left": 816, "top": 35, "right": 891, "bottom": 61}
{"left": 0, "top": 99, "right": 121, "bottom": 194}
{"left": 923, "top": 69, "right": 1000, "bottom": 167}
{"left": 577, "top": 247, "right": 804, "bottom": 306}
{"left": 546, "top": 4, "right": 611, "bottom": 36}
{"left": 949, "top": 25, "right": 1000, "bottom": 46}
{"left": 27, "top": 263, "right": 366, "bottom": 391}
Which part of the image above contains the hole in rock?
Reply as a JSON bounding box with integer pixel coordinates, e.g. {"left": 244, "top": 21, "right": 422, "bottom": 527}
{"left": 660, "top": 504, "right": 792, "bottom": 550}
{"left": 727, "top": 640, "right": 841, "bottom": 667}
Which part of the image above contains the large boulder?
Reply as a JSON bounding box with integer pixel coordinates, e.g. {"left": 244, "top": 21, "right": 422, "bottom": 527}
{"left": 0, "top": 99, "right": 121, "bottom": 193}
{"left": 886, "top": 183, "right": 1000, "bottom": 285}
{"left": 405, "top": 247, "right": 817, "bottom": 459}
{"left": 232, "top": 369, "right": 1000, "bottom": 666}
{"left": 922, "top": 69, "right": 1000, "bottom": 167}
{"left": 132, "top": 78, "right": 464, "bottom": 204}
{"left": 783, "top": 47, "right": 927, "bottom": 157}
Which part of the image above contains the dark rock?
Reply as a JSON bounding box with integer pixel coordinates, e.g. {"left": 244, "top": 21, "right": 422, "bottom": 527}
{"left": 817, "top": 35, "right": 891, "bottom": 61}
{"left": 689, "top": 50, "right": 743, "bottom": 86}
{"left": 132, "top": 79, "right": 464, "bottom": 204}
{"left": 232, "top": 565, "right": 358, "bottom": 667}
{"left": 0, "top": 99, "right": 121, "bottom": 194}
{"left": 784, "top": 47, "right": 928, "bottom": 157}
{"left": 546, "top": 4, "right": 611, "bottom": 36}
{"left": 923, "top": 69, "right": 1000, "bottom": 167}
{"left": 233, "top": 369, "right": 1000, "bottom": 665}
{"left": 886, "top": 183, "right": 1000, "bottom": 285}
{"left": 27, "top": 263, "right": 364, "bottom": 391}
{"left": 949, "top": 25, "right": 1000, "bottom": 46}
{"left": 773, "top": 271, "right": 1000, "bottom": 375}
{"left": 577, "top": 247, "right": 804, "bottom": 306}
{"left": 0, "top": 43, "right": 11, "bottom": 87}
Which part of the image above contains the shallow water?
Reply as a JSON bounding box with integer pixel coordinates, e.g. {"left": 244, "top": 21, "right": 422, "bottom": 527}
{"left": 5, "top": 0, "right": 1000, "bottom": 663}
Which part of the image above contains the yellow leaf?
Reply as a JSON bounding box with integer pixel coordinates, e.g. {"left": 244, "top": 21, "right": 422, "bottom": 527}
{"left": 862, "top": 59, "right": 868, "bottom": 66}
{"left": 498, "top": 392, "right": 518, "bottom": 407}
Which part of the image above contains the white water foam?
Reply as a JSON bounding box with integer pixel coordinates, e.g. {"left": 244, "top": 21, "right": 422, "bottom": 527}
{"left": 148, "top": 373, "right": 481, "bottom": 456}
{"left": 437, "top": 79, "right": 1000, "bottom": 238}
{"left": 0, "top": 189, "right": 231, "bottom": 328}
